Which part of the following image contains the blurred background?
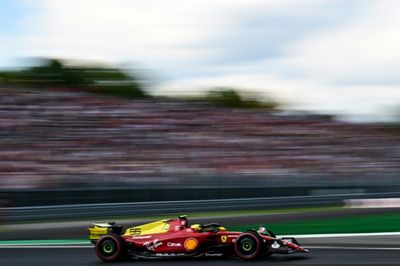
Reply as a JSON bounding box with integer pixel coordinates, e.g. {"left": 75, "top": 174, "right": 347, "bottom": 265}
{"left": 0, "top": 0, "right": 399, "bottom": 227}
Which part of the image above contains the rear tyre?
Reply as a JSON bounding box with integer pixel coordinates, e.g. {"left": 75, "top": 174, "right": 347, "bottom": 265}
{"left": 234, "top": 232, "right": 263, "bottom": 260}
{"left": 95, "top": 234, "right": 124, "bottom": 262}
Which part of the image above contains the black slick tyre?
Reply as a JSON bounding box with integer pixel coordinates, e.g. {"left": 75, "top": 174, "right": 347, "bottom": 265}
{"left": 234, "top": 232, "right": 263, "bottom": 260}
{"left": 95, "top": 234, "right": 124, "bottom": 262}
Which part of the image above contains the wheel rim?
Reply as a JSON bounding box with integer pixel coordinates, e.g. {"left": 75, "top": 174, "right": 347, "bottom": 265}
{"left": 242, "top": 240, "right": 253, "bottom": 251}
{"left": 238, "top": 237, "right": 257, "bottom": 255}
{"left": 101, "top": 240, "right": 115, "bottom": 256}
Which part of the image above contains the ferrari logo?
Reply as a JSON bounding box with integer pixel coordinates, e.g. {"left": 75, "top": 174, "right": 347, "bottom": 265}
{"left": 221, "top": 235, "right": 227, "bottom": 243}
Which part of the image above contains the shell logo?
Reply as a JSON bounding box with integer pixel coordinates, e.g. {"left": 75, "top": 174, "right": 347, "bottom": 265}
{"left": 184, "top": 238, "right": 198, "bottom": 251}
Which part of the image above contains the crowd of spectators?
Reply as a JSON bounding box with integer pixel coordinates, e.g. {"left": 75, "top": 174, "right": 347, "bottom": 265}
{"left": 0, "top": 87, "right": 399, "bottom": 189}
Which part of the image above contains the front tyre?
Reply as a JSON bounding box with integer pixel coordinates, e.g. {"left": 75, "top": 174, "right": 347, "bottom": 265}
{"left": 95, "top": 234, "right": 124, "bottom": 262}
{"left": 234, "top": 233, "right": 263, "bottom": 260}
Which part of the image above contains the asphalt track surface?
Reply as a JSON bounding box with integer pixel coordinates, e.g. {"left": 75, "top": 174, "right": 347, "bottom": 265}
{"left": 1, "top": 240, "right": 400, "bottom": 265}
{"left": 1, "top": 208, "right": 400, "bottom": 265}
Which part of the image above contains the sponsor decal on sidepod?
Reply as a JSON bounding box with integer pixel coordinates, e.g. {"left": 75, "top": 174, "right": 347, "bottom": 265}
{"left": 184, "top": 238, "right": 198, "bottom": 251}
{"left": 144, "top": 239, "right": 163, "bottom": 251}
{"left": 167, "top": 242, "right": 182, "bottom": 247}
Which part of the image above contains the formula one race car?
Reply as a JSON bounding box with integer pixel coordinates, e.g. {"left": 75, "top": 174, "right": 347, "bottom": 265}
{"left": 88, "top": 215, "right": 308, "bottom": 261}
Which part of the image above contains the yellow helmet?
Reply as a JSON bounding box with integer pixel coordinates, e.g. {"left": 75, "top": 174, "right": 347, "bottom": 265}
{"left": 190, "top": 224, "right": 202, "bottom": 231}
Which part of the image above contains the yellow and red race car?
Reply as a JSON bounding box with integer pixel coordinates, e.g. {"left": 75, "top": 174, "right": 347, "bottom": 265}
{"left": 88, "top": 215, "right": 308, "bottom": 261}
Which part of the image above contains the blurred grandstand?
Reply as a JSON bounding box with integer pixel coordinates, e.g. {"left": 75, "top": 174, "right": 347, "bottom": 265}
{"left": 0, "top": 85, "right": 399, "bottom": 191}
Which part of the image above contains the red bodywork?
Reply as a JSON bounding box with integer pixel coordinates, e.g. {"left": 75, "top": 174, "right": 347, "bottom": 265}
{"left": 124, "top": 218, "right": 241, "bottom": 254}
{"left": 91, "top": 216, "right": 308, "bottom": 261}
{"left": 122, "top": 218, "right": 306, "bottom": 255}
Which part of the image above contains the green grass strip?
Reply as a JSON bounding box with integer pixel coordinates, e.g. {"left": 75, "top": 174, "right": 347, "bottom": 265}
{"left": 229, "top": 212, "right": 400, "bottom": 235}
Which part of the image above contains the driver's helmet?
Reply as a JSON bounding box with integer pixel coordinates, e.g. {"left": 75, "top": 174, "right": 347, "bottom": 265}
{"left": 190, "top": 224, "right": 202, "bottom": 232}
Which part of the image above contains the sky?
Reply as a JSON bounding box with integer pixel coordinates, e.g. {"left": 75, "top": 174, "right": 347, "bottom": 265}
{"left": 0, "top": 0, "right": 400, "bottom": 121}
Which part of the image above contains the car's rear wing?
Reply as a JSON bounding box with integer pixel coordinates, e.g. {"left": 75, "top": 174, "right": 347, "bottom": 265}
{"left": 88, "top": 222, "right": 123, "bottom": 244}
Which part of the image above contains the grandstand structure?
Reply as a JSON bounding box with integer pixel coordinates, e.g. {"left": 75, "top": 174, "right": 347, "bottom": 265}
{"left": 0, "top": 87, "right": 399, "bottom": 190}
